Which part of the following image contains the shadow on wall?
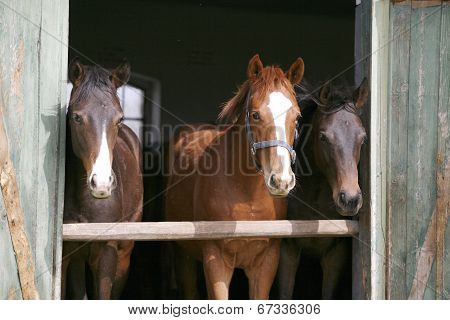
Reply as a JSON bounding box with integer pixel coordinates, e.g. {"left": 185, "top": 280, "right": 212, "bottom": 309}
{"left": 69, "top": 0, "right": 355, "bottom": 126}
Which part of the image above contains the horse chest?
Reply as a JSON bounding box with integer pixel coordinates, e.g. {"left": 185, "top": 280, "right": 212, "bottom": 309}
{"left": 65, "top": 186, "right": 123, "bottom": 223}
{"left": 204, "top": 199, "right": 279, "bottom": 221}
{"left": 221, "top": 238, "right": 273, "bottom": 267}
{"left": 195, "top": 179, "right": 280, "bottom": 221}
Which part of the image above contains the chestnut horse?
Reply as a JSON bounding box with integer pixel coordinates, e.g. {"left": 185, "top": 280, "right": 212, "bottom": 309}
{"left": 165, "top": 54, "right": 304, "bottom": 299}
{"left": 62, "top": 59, "right": 143, "bottom": 299}
{"left": 277, "top": 78, "right": 369, "bottom": 299}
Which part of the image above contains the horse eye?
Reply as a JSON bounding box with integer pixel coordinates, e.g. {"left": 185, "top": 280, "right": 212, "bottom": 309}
{"left": 118, "top": 117, "right": 124, "bottom": 126}
{"left": 72, "top": 113, "right": 82, "bottom": 124}
{"left": 251, "top": 112, "right": 260, "bottom": 121}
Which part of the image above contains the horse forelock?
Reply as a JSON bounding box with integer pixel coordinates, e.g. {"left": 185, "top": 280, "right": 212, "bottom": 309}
{"left": 295, "top": 79, "right": 360, "bottom": 115}
{"left": 218, "top": 66, "right": 295, "bottom": 124}
{"left": 69, "top": 66, "right": 119, "bottom": 107}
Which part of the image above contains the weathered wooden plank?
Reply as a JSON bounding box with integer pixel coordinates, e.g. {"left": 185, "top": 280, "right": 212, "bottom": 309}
{"left": 36, "top": 0, "right": 68, "bottom": 300}
{"left": 0, "top": 0, "right": 68, "bottom": 299}
{"left": 7, "top": 0, "right": 42, "bottom": 269}
{"left": 0, "top": 194, "right": 22, "bottom": 299}
{"left": 393, "top": 0, "right": 442, "bottom": 6}
{"left": 406, "top": 3, "right": 441, "bottom": 299}
{"left": 408, "top": 207, "right": 439, "bottom": 299}
{"left": 436, "top": 0, "right": 449, "bottom": 300}
{"left": 0, "top": 160, "right": 39, "bottom": 299}
{"left": 0, "top": 0, "right": 42, "bottom": 300}
{"left": 0, "top": 2, "right": 25, "bottom": 301}
{"left": 370, "top": 0, "right": 390, "bottom": 300}
{"left": 386, "top": 0, "right": 411, "bottom": 300}
{"left": 52, "top": 0, "right": 69, "bottom": 300}
{"left": 353, "top": 0, "right": 372, "bottom": 300}
{"left": 63, "top": 220, "right": 359, "bottom": 241}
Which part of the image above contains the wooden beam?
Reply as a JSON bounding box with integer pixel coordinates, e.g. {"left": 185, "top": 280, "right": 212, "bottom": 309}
{"left": 354, "top": 0, "right": 372, "bottom": 300}
{"left": 370, "top": 0, "right": 390, "bottom": 300}
{"left": 435, "top": 0, "right": 449, "bottom": 300}
{"left": 386, "top": 0, "right": 411, "bottom": 300}
{"left": 63, "top": 220, "right": 359, "bottom": 241}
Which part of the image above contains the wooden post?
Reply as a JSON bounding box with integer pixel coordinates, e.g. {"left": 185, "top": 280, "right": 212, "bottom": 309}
{"left": 354, "top": 0, "right": 373, "bottom": 300}
{"left": 370, "top": 0, "right": 390, "bottom": 300}
{"left": 0, "top": 107, "right": 39, "bottom": 300}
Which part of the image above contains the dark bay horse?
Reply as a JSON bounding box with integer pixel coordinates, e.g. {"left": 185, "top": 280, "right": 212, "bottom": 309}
{"left": 62, "top": 59, "right": 143, "bottom": 299}
{"left": 165, "top": 54, "right": 305, "bottom": 299}
{"left": 277, "top": 78, "right": 369, "bottom": 299}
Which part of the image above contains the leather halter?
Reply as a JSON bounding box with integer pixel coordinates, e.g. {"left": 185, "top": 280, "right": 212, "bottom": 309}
{"left": 243, "top": 90, "right": 297, "bottom": 172}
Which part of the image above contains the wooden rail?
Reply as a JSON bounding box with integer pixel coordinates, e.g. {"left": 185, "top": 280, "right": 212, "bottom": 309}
{"left": 63, "top": 220, "right": 359, "bottom": 241}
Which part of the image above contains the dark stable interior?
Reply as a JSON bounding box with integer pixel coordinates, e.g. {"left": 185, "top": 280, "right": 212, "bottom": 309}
{"left": 69, "top": 0, "right": 355, "bottom": 299}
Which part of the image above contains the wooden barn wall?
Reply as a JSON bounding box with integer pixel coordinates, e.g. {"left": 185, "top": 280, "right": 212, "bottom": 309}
{"left": 0, "top": 0, "right": 68, "bottom": 299}
{"left": 353, "top": 0, "right": 373, "bottom": 300}
{"left": 387, "top": 0, "right": 449, "bottom": 299}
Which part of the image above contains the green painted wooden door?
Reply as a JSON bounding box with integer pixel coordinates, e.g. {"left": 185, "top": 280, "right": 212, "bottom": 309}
{"left": 0, "top": 0, "right": 68, "bottom": 299}
{"left": 387, "top": 0, "right": 449, "bottom": 300}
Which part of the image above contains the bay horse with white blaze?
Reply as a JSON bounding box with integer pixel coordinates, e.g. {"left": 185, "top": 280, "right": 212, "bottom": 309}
{"left": 165, "top": 54, "right": 304, "bottom": 299}
{"left": 277, "top": 78, "right": 369, "bottom": 299}
{"left": 62, "top": 59, "right": 143, "bottom": 299}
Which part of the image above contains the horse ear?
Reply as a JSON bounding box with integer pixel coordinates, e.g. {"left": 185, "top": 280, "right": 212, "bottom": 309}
{"left": 247, "top": 54, "right": 264, "bottom": 79}
{"left": 353, "top": 77, "right": 369, "bottom": 108}
{"left": 319, "top": 81, "right": 331, "bottom": 104}
{"left": 111, "top": 60, "right": 131, "bottom": 89}
{"left": 286, "top": 57, "right": 305, "bottom": 85}
{"left": 69, "top": 57, "right": 85, "bottom": 86}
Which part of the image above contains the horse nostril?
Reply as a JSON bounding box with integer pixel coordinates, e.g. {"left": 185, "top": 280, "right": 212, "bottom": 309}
{"left": 339, "top": 192, "right": 346, "bottom": 204}
{"left": 349, "top": 195, "right": 361, "bottom": 209}
{"left": 109, "top": 175, "right": 114, "bottom": 183}
{"left": 90, "top": 174, "right": 97, "bottom": 189}
{"left": 269, "top": 174, "right": 277, "bottom": 188}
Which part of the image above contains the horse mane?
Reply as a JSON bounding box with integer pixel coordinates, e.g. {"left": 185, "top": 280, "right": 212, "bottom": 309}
{"left": 69, "top": 66, "right": 119, "bottom": 107}
{"left": 218, "top": 66, "right": 295, "bottom": 124}
{"left": 295, "top": 78, "right": 359, "bottom": 116}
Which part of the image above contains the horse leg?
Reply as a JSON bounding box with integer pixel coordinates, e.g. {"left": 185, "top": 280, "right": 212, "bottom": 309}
{"left": 202, "top": 243, "right": 234, "bottom": 300}
{"left": 89, "top": 241, "right": 119, "bottom": 300}
{"left": 161, "top": 242, "right": 178, "bottom": 299}
{"left": 65, "top": 257, "right": 87, "bottom": 299}
{"left": 321, "top": 239, "right": 349, "bottom": 299}
{"left": 245, "top": 240, "right": 280, "bottom": 300}
{"left": 277, "top": 238, "right": 302, "bottom": 299}
{"left": 62, "top": 242, "right": 89, "bottom": 299}
{"left": 174, "top": 244, "right": 198, "bottom": 299}
{"left": 111, "top": 240, "right": 134, "bottom": 300}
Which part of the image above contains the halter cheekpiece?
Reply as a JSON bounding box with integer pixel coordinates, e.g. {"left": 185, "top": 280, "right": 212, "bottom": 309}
{"left": 244, "top": 90, "right": 297, "bottom": 172}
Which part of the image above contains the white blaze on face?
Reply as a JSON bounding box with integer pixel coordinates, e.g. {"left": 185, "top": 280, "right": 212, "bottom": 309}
{"left": 90, "top": 126, "right": 112, "bottom": 189}
{"left": 267, "top": 91, "right": 293, "bottom": 183}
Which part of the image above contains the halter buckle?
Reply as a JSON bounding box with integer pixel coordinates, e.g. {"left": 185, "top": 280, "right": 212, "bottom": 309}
{"left": 251, "top": 144, "right": 257, "bottom": 156}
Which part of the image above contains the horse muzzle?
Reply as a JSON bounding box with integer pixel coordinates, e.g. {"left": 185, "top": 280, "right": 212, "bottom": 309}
{"left": 266, "top": 171, "right": 296, "bottom": 197}
{"left": 335, "top": 190, "right": 362, "bottom": 216}
{"left": 88, "top": 171, "right": 117, "bottom": 199}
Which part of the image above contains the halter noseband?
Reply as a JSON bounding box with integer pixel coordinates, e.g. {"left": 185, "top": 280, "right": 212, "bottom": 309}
{"left": 244, "top": 90, "right": 297, "bottom": 172}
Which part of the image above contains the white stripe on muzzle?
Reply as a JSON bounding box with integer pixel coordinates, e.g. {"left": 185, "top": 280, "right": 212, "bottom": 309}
{"left": 267, "top": 91, "right": 293, "bottom": 182}
{"left": 89, "top": 128, "right": 112, "bottom": 190}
